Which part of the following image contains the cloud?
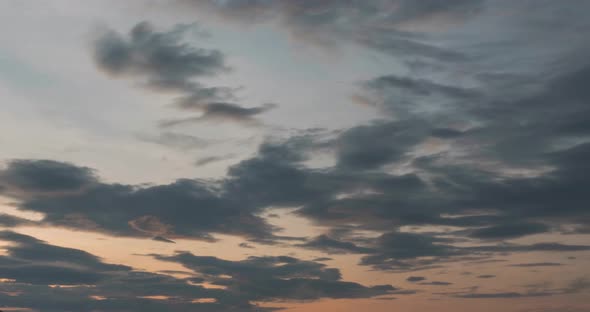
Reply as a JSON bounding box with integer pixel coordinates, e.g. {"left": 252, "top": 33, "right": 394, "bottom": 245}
{"left": 4, "top": 1, "right": 590, "bottom": 310}
{"left": 0, "top": 214, "right": 37, "bottom": 227}
{"left": 335, "top": 120, "right": 428, "bottom": 170}
{"left": 419, "top": 281, "right": 453, "bottom": 286}
{"left": 469, "top": 223, "right": 551, "bottom": 240}
{"left": 194, "top": 154, "right": 236, "bottom": 167}
{"left": 455, "top": 292, "right": 553, "bottom": 299}
{"left": 173, "top": 0, "right": 484, "bottom": 61}
{"left": 238, "top": 242, "right": 255, "bottom": 249}
{"left": 93, "top": 21, "right": 274, "bottom": 125}
{"left": 160, "top": 102, "right": 277, "bottom": 126}
{"left": 0, "top": 230, "right": 130, "bottom": 285}
{"left": 139, "top": 132, "right": 212, "bottom": 150}
{"left": 6, "top": 133, "right": 590, "bottom": 273}
{"left": 0, "top": 160, "right": 275, "bottom": 242}
{"left": 477, "top": 275, "right": 496, "bottom": 279}
{"left": 452, "top": 278, "right": 590, "bottom": 300}
{"left": 152, "top": 235, "right": 176, "bottom": 243}
{"left": 356, "top": 231, "right": 590, "bottom": 272}
{"left": 406, "top": 276, "right": 426, "bottom": 282}
{"left": 0, "top": 231, "right": 264, "bottom": 311}
{"left": 563, "top": 277, "right": 590, "bottom": 294}
{"left": 509, "top": 263, "right": 563, "bottom": 268}
{"left": 93, "top": 21, "right": 227, "bottom": 92}
{"left": 153, "top": 252, "right": 399, "bottom": 301}
{"left": 0, "top": 128, "right": 572, "bottom": 272}
{"left": 4, "top": 2, "right": 590, "bottom": 281}
{"left": 297, "top": 235, "right": 375, "bottom": 254}
{"left": 0, "top": 159, "right": 97, "bottom": 197}
{"left": 359, "top": 74, "right": 480, "bottom": 117}
{"left": 0, "top": 231, "right": 401, "bottom": 311}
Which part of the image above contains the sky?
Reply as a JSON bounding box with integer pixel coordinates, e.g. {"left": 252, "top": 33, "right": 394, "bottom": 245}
{"left": 0, "top": 1, "right": 589, "bottom": 311}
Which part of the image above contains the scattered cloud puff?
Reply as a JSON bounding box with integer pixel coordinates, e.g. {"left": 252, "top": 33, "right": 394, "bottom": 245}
{"left": 93, "top": 21, "right": 275, "bottom": 126}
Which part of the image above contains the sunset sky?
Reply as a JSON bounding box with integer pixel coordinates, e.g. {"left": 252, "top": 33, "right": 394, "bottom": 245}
{"left": 0, "top": 1, "right": 589, "bottom": 311}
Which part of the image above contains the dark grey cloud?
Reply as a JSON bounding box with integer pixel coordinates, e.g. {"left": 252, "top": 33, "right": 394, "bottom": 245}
{"left": 477, "top": 275, "right": 496, "bottom": 279}
{"left": 5, "top": 1, "right": 590, "bottom": 290}
{"left": 5, "top": 1, "right": 590, "bottom": 310}
{"left": 154, "top": 123, "right": 590, "bottom": 272}
{"left": 360, "top": 75, "right": 480, "bottom": 117}
{"left": 406, "top": 276, "right": 426, "bottom": 282}
{"left": 238, "top": 242, "right": 254, "bottom": 249}
{"left": 154, "top": 251, "right": 398, "bottom": 301}
{"left": 271, "top": 62, "right": 590, "bottom": 267}
{"left": 161, "top": 102, "right": 277, "bottom": 126}
{"left": 419, "top": 281, "right": 453, "bottom": 286}
{"left": 0, "top": 160, "right": 276, "bottom": 242}
{"left": 354, "top": 230, "right": 590, "bottom": 272}
{"left": 367, "top": 232, "right": 460, "bottom": 260}
{"left": 358, "top": 232, "right": 463, "bottom": 272}
{"left": 94, "top": 21, "right": 227, "bottom": 92}
{"left": 6, "top": 133, "right": 589, "bottom": 273}
{"left": 455, "top": 292, "right": 553, "bottom": 299}
{"left": 473, "top": 243, "right": 590, "bottom": 253}
{"left": 452, "top": 278, "right": 590, "bottom": 300}
{"left": 469, "top": 223, "right": 551, "bottom": 240}
{"left": 297, "top": 235, "right": 375, "bottom": 254}
{"left": 152, "top": 235, "right": 176, "bottom": 243}
{"left": 0, "top": 213, "right": 37, "bottom": 227}
{"left": 93, "top": 21, "right": 275, "bottom": 125}
{"left": 0, "top": 231, "right": 400, "bottom": 311}
{"left": 0, "top": 159, "right": 97, "bottom": 196}
{"left": 335, "top": 120, "right": 428, "bottom": 170}
{"left": 0, "top": 230, "right": 130, "bottom": 285}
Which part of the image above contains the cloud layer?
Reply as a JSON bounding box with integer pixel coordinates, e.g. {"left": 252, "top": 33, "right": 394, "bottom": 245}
{"left": 1, "top": 0, "right": 590, "bottom": 311}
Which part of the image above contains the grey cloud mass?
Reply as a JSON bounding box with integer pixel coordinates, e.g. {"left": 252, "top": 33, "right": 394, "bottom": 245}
{"left": 0, "top": 159, "right": 97, "bottom": 196}
{"left": 4, "top": 130, "right": 590, "bottom": 272}
{"left": 2, "top": 0, "right": 590, "bottom": 310}
{"left": 0, "top": 231, "right": 397, "bottom": 311}
{"left": 0, "top": 160, "right": 276, "bottom": 242}
{"left": 94, "top": 21, "right": 227, "bottom": 91}
{"left": 154, "top": 252, "right": 398, "bottom": 301}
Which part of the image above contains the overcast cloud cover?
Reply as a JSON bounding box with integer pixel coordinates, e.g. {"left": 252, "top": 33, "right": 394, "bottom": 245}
{"left": 0, "top": 1, "right": 589, "bottom": 311}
